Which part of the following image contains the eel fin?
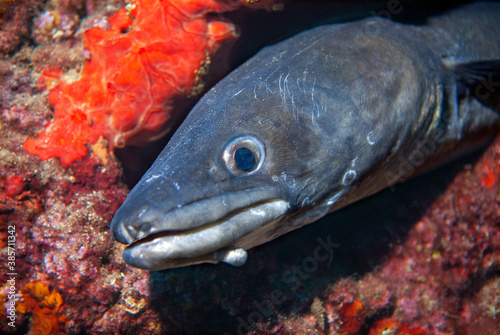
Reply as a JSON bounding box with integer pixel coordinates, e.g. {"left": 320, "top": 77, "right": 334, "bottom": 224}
{"left": 448, "top": 59, "right": 500, "bottom": 87}
{"left": 446, "top": 59, "right": 500, "bottom": 111}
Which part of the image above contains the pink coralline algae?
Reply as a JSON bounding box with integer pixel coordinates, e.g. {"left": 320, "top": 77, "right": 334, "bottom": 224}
{"left": 0, "top": 146, "right": 159, "bottom": 333}
{"left": 0, "top": 0, "right": 42, "bottom": 54}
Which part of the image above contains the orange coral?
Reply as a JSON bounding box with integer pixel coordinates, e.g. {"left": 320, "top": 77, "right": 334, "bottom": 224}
{"left": 481, "top": 160, "right": 498, "bottom": 188}
{"left": 368, "top": 319, "right": 428, "bottom": 335}
{"left": 14, "top": 281, "right": 66, "bottom": 335}
{"left": 24, "top": 0, "right": 245, "bottom": 166}
{"left": 338, "top": 300, "right": 365, "bottom": 334}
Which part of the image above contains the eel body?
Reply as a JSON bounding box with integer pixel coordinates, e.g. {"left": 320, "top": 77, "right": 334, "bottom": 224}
{"left": 111, "top": 2, "right": 500, "bottom": 270}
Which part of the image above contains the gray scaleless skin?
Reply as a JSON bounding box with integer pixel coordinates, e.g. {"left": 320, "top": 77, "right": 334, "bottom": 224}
{"left": 111, "top": 2, "right": 500, "bottom": 271}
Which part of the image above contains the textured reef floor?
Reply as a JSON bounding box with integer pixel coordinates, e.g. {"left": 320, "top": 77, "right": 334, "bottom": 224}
{"left": 1, "top": 0, "right": 499, "bottom": 334}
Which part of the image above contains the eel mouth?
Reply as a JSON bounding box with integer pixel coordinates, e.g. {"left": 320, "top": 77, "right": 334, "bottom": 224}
{"left": 111, "top": 187, "right": 289, "bottom": 270}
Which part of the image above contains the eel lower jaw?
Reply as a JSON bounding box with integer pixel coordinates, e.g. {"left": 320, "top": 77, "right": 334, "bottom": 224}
{"left": 122, "top": 199, "right": 289, "bottom": 270}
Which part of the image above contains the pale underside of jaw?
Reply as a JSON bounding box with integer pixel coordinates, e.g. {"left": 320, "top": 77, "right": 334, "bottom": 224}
{"left": 122, "top": 199, "right": 289, "bottom": 271}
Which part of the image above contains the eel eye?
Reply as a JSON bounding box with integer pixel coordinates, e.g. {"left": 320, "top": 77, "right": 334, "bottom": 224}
{"left": 223, "top": 136, "right": 265, "bottom": 175}
{"left": 234, "top": 147, "right": 255, "bottom": 171}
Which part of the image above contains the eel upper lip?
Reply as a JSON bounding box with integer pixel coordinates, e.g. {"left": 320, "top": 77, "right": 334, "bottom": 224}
{"left": 112, "top": 186, "right": 282, "bottom": 244}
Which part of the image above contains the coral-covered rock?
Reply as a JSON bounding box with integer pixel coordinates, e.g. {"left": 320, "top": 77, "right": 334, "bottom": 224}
{"left": 458, "top": 277, "right": 500, "bottom": 335}
{"left": 0, "top": 0, "right": 42, "bottom": 54}
{"left": 23, "top": 0, "right": 246, "bottom": 166}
